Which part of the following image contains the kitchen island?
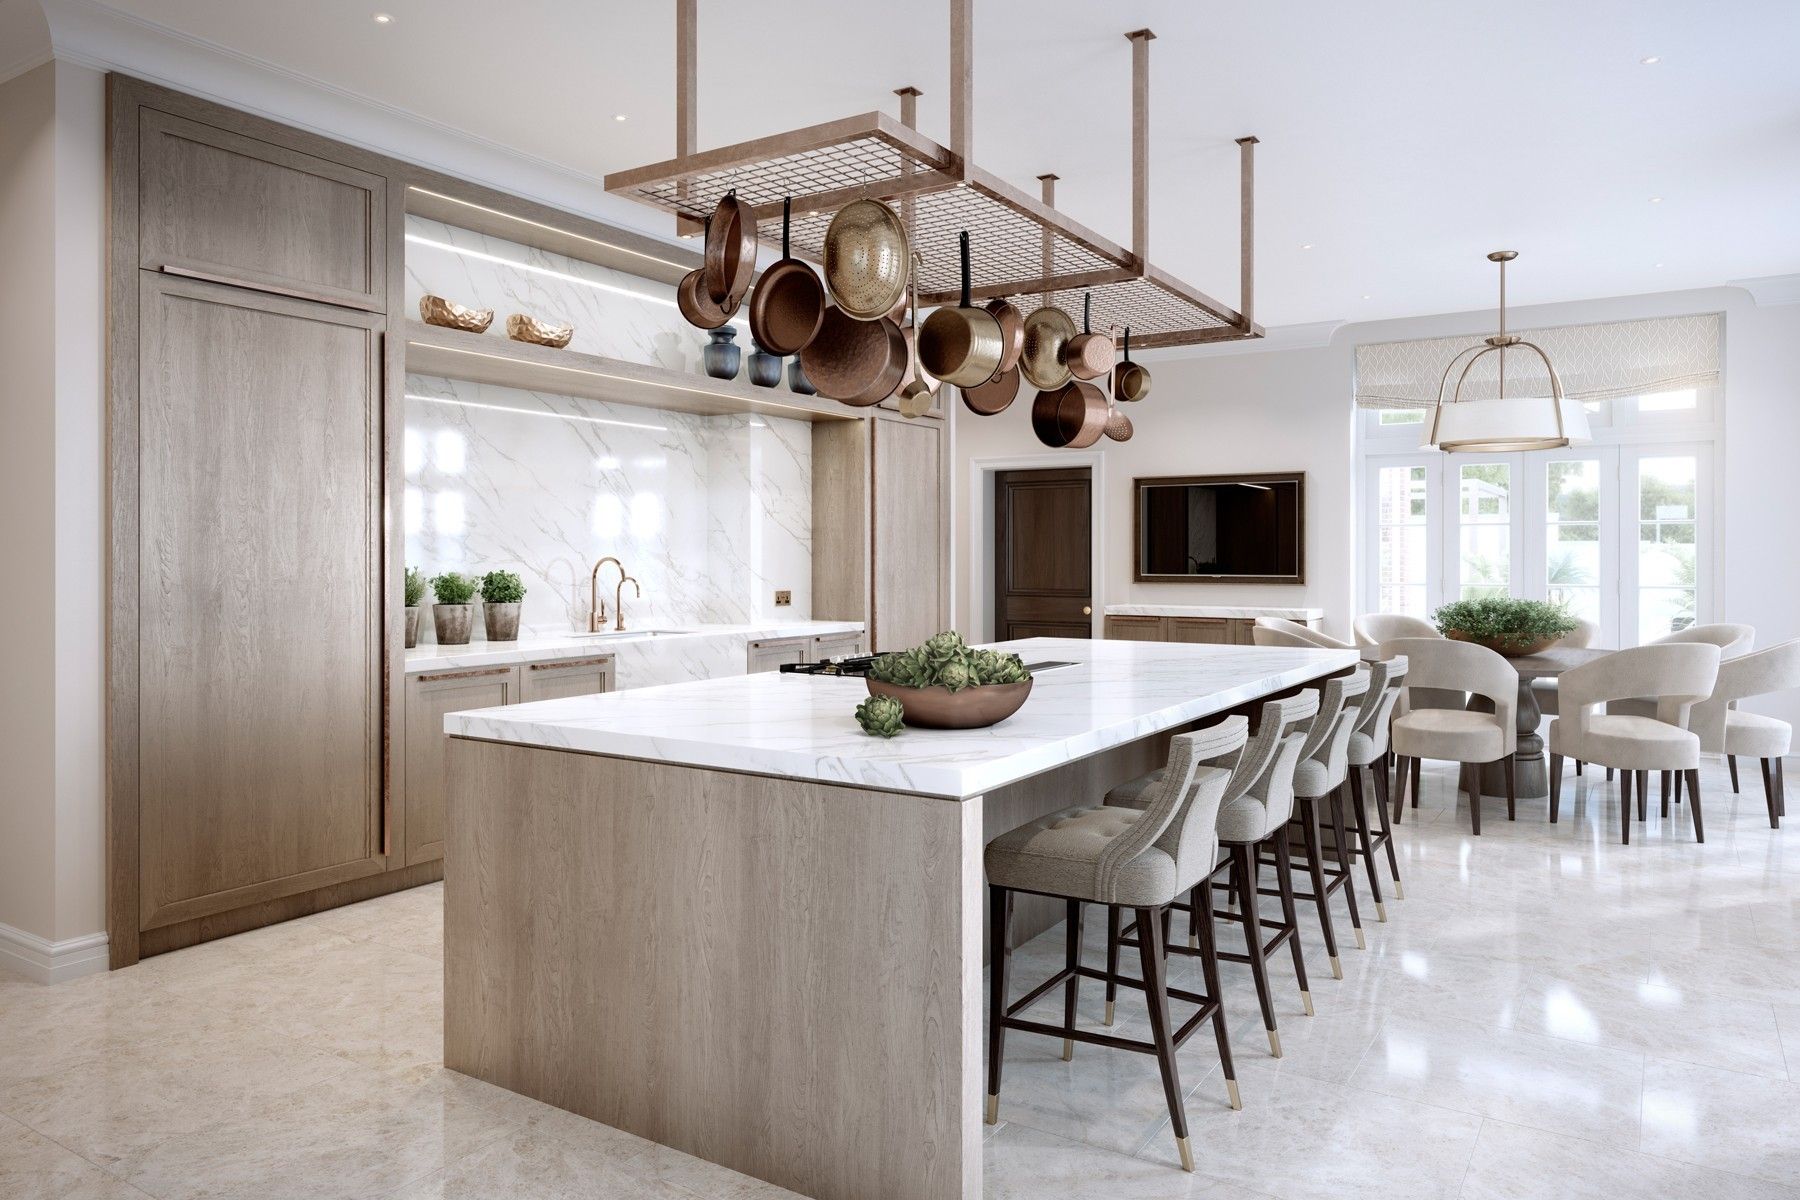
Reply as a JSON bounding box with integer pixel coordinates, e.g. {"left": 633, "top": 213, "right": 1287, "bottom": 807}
{"left": 441, "top": 637, "right": 1357, "bottom": 1200}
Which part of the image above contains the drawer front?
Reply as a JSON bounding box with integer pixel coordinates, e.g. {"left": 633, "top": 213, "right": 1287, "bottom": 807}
{"left": 139, "top": 109, "right": 386, "bottom": 310}
{"left": 811, "top": 632, "right": 866, "bottom": 661}
{"left": 1167, "top": 617, "right": 1231, "bottom": 645}
{"left": 520, "top": 656, "right": 616, "bottom": 702}
{"left": 1103, "top": 615, "right": 1166, "bottom": 642}
{"left": 747, "top": 637, "right": 809, "bottom": 674}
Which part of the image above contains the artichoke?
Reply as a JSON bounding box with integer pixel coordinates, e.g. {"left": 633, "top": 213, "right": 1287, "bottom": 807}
{"left": 923, "top": 630, "right": 967, "bottom": 669}
{"left": 855, "top": 694, "right": 906, "bottom": 737}
{"left": 935, "top": 658, "right": 974, "bottom": 693}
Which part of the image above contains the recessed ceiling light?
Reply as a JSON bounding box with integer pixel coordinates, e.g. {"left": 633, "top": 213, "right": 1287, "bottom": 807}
{"left": 373, "top": 12, "right": 393, "bottom": 23}
{"left": 1649, "top": 196, "right": 1663, "bottom": 204}
{"left": 1301, "top": 243, "right": 1314, "bottom": 250}
{"left": 612, "top": 113, "right": 628, "bottom": 122}
{"left": 1362, "top": 294, "right": 1372, "bottom": 300}
{"left": 1640, "top": 55, "right": 1660, "bottom": 65}
{"left": 1654, "top": 262, "right": 1664, "bottom": 268}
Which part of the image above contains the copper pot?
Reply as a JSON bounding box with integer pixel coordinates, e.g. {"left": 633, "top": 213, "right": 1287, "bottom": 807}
{"left": 1019, "top": 303, "right": 1076, "bottom": 390}
{"left": 1062, "top": 293, "right": 1115, "bottom": 381}
{"left": 1031, "top": 380, "right": 1108, "bottom": 448}
{"left": 823, "top": 199, "right": 910, "bottom": 321}
{"left": 962, "top": 364, "right": 1020, "bottom": 415}
{"left": 677, "top": 214, "right": 734, "bottom": 330}
{"left": 986, "top": 297, "right": 1025, "bottom": 373}
{"left": 747, "top": 198, "right": 826, "bottom": 356}
{"left": 919, "top": 231, "right": 1004, "bottom": 388}
{"left": 703, "top": 190, "right": 758, "bottom": 307}
{"left": 1114, "top": 326, "right": 1151, "bottom": 403}
{"left": 798, "top": 304, "right": 907, "bottom": 406}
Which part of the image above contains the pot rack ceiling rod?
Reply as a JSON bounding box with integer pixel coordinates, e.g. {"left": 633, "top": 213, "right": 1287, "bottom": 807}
{"left": 616, "top": 0, "right": 1262, "bottom": 348}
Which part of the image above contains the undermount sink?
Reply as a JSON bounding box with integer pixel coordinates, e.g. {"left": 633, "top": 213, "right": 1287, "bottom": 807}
{"left": 568, "top": 628, "right": 683, "bottom": 640}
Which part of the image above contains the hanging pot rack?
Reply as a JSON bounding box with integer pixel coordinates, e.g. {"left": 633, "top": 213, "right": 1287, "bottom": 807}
{"left": 603, "top": 0, "right": 1263, "bottom": 350}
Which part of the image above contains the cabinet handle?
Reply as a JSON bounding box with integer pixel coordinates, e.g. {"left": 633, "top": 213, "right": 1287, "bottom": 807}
{"left": 415, "top": 665, "right": 515, "bottom": 684}
{"left": 528, "top": 656, "right": 613, "bottom": 672}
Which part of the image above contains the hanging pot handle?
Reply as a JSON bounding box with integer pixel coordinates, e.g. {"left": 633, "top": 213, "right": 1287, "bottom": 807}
{"left": 1083, "top": 292, "right": 1092, "bottom": 334}
{"left": 1123, "top": 326, "right": 1131, "bottom": 363}
{"left": 959, "top": 230, "right": 972, "bottom": 309}
{"left": 781, "top": 197, "right": 791, "bottom": 262}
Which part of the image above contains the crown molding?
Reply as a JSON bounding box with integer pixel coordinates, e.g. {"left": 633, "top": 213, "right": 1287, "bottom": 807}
{"left": 1727, "top": 273, "right": 1800, "bottom": 307}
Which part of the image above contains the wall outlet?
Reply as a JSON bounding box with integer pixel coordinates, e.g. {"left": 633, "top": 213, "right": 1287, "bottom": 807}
{"left": 774, "top": 590, "right": 792, "bottom": 607}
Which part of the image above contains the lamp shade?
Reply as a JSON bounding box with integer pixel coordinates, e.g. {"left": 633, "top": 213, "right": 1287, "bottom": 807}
{"left": 1423, "top": 392, "right": 1591, "bottom": 452}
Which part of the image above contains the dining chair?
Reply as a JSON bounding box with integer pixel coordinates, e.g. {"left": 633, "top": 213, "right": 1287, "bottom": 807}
{"left": 1253, "top": 618, "right": 1354, "bottom": 650}
{"left": 1353, "top": 613, "right": 1439, "bottom": 649}
{"left": 1531, "top": 617, "right": 1601, "bottom": 776}
{"left": 1385, "top": 637, "right": 1518, "bottom": 835}
{"left": 1604, "top": 623, "right": 1754, "bottom": 792}
{"left": 1548, "top": 643, "right": 1722, "bottom": 843}
{"left": 985, "top": 719, "right": 1249, "bottom": 1172}
{"left": 1688, "top": 638, "right": 1799, "bottom": 828}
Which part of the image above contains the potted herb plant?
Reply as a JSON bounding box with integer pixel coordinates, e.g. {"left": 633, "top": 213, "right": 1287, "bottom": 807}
{"left": 430, "top": 571, "right": 477, "bottom": 645}
{"left": 404, "top": 567, "right": 425, "bottom": 648}
{"left": 1432, "top": 596, "right": 1578, "bottom": 658}
{"left": 478, "top": 570, "right": 526, "bottom": 641}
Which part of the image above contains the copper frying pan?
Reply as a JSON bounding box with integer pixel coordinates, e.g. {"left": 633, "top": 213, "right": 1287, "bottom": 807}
{"left": 703, "top": 190, "right": 758, "bottom": 307}
{"left": 748, "top": 198, "right": 826, "bottom": 356}
{"left": 962, "top": 364, "right": 1020, "bottom": 415}
{"left": 986, "top": 297, "right": 1025, "bottom": 373}
{"left": 799, "top": 304, "right": 907, "bottom": 407}
{"left": 676, "top": 215, "right": 733, "bottom": 330}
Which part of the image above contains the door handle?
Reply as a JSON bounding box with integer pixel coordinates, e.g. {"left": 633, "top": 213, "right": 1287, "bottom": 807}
{"left": 1082, "top": 606, "right": 1093, "bottom": 615}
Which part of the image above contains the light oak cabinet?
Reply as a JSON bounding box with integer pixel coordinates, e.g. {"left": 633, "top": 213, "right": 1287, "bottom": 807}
{"left": 1103, "top": 615, "right": 1166, "bottom": 642}
{"left": 519, "top": 655, "right": 616, "bottom": 701}
{"left": 1103, "top": 614, "right": 1311, "bottom": 645}
{"left": 869, "top": 412, "right": 947, "bottom": 651}
{"left": 811, "top": 631, "right": 866, "bottom": 661}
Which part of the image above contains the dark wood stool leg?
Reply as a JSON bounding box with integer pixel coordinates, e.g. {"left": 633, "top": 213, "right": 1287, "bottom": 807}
{"left": 1299, "top": 798, "right": 1343, "bottom": 979}
{"left": 1391, "top": 755, "right": 1409, "bottom": 823}
{"left": 1371, "top": 760, "right": 1403, "bottom": 897}
{"left": 1271, "top": 834, "right": 1312, "bottom": 1015}
{"left": 1636, "top": 771, "right": 1648, "bottom": 822}
{"left": 1103, "top": 905, "right": 1121, "bottom": 1025}
{"left": 1620, "top": 769, "right": 1633, "bottom": 845}
{"left": 1329, "top": 787, "right": 1366, "bottom": 948}
{"left": 1135, "top": 905, "right": 1195, "bottom": 1172}
{"left": 1192, "top": 878, "right": 1241, "bottom": 1109}
{"left": 1660, "top": 770, "right": 1671, "bottom": 819}
{"left": 986, "top": 885, "right": 1012, "bottom": 1124}
{"left": 1232, "top": 841, "right": 1280, "bottom": 1056}
{"left": 1187, "top": 883, "right": 1202, "bottom": 951}
{"left": 1349, "top": 768, "right": 1386, "bottom": 921}
{"left": 1607, "top": 766, "right": 1615, "bottom": 782}
{"left": 1686, "top": 768, "right": 1705, "bottom": 842}
{"left": 1549, "top": 753, "right": 1564, "bottom": 823}
{"left": 1727, "top": 754, "right": 1740, "bottom": 793}
{"left": 1061, "top": 898, "right": 1084, "bottom": 1061}
{"left": 1503, "top": 754, "right": 1516, "bottom": 821}
{"left": 1575, "top": 759, "right": 1584, "bottom": 777}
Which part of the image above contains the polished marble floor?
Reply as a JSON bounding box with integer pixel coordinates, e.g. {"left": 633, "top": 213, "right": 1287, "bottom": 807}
{"left": 3, "top": 754, "right": 1796, "bottom": 1199}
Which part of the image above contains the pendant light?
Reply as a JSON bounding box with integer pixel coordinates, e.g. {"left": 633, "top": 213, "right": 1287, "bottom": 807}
{"left": 1425, "top": 251, "right": 1590, "bottom": 452}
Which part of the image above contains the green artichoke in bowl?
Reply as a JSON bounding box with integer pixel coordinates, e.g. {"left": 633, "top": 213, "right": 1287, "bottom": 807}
{"left": 855, "top": 694, "right": 907, "bottom": 738}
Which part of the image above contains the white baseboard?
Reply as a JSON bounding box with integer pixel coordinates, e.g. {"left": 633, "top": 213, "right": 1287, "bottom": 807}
{"left": 0, "top": 922, "right": 109, "bottom": 985}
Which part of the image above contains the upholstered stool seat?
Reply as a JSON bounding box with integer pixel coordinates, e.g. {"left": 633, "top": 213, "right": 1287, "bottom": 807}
{"left": 984, "top": 787, "right": 1222, "bottom": 905}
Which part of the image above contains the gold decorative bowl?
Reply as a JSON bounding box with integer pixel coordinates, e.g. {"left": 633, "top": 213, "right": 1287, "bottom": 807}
{"left": 505, "top": 313, "right": 575, "bottom": 348}
{"left": 418, "top": 295, "right": 494, "bottom": 333}
{"left": 864, "top": 678, "right": 1033, "bottom": 730}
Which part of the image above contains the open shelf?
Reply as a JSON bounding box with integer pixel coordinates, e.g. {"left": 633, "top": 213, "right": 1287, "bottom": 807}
{"left": 402, "top": 321, "right": 862, "bottom": 423}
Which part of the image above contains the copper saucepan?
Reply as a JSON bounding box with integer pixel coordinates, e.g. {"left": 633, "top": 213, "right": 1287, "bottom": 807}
{"left": 986, "top": 296, "right": 1025, "bottom": 373}
{"left": 1114, "top": 326, "right": 1151, "bottom": 403}
{"left": 703, "top": 190, "right": 758, "bottom": 307}
{"left": 918, "top": 230, "right": 1004, "bottom": 388}
{"left": 1031, "top": 379, "right": 1109, "bottom": 448}
{"left": 1063, "top": 292, "right": 1115, "bottom": 381}
{"left": 676, "top": 215, "right": 733, "bottom": 330}
{"left": 799, "top": 303, "right": 907, "bottom": 407}
{"left": 748, "top": 198, "right": 826, "bottom": 356}
{"left": 1019, "top": 302, "right": 1075, "bottom": 390}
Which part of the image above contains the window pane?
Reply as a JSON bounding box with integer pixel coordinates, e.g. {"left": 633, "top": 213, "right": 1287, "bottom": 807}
{"left": 1639, "top": 588, "right": 1695, "bottom": 642}
{"left": 1638, "top": 388, "right": 1697, "bottom": 412}
{"left": 1636, "top": 454, "right": 1698, "bottom": 645}
{"left": 1379, "top": 409, "right": 1425, "bottom": 425}
{"left": 1376, "top": 465, "right": 1429, "bottom": 618}
{"left": 1638, "top": 456, "right": 1696, "bottom": 521}
{"left": 1459, "top": 463, "right": 1510, "bottom": 597}
{"left": 1555, "top": 586, "right": 1602, "bottom": 626}
{"left": 1546, "top": 460, "right": 1600, "bottom": 521}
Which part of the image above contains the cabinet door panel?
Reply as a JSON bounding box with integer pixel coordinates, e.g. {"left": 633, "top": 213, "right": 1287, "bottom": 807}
{"left": 811, "top": 632, "right": 867, "bottom": 661}
{"left": 871, "top": 416, "right": 945, "bottom": 651}
{"left": 748, "top": 637, "right": 809, "bottom": 673}
{"left": 520, "top": 657, "right": 615, "bottom": 702}
{"left": 1103, "top": 616, "right": 1166, "bottom": 642}
{"left": 139, "top": 109, "right": 385, "bottom": 310}
{"left": 405, "top": 667, "right": 518, "bottom": 865}
{"left": 137, "top": 275, "right": 384, "bottom": 928}
{"left": 1167, "top": 617, "right": 1231, "bottom": 645}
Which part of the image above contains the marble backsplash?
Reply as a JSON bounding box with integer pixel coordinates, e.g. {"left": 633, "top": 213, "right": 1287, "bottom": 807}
{"left": 405, "top": 375, "right": 811, "bottom": 638}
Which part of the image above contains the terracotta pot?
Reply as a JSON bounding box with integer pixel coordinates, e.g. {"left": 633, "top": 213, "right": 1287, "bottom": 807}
{"left": 483, "top": 602, "right": 521, "bottom": 642}
{"left": 864, "top": 677, "right": 1033, "bottom": 730}
{"left": 433, "top": 604, "right": 473, "bottom": 645}
{"left": 404, "top": 606, "right": 421, "bottom": 649}
{"left": 1445, "top": 628, "right": 1558, "bottom": 658}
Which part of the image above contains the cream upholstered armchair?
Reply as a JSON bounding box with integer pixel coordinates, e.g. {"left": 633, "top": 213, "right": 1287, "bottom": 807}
{"left": 1688, "top": 639, "right": 1799, "bottom": 828}
{"left": 1548, "top": 643, "right": 1721, "bottom": 844}
{"left": 1385, "top": 637, "right": 1518, "bottom": 835}
{"left": 1601, "top": 623, "right": 1754, "bottom": 788}
{"left": 1353, "top": 613, "right": 1438, "bottom": 649}
{"left": 1530, "top": 618, "right": 1601, "bottom": 717}
{"left": 1253, "top": 618, "right": 1354, "bottom": 650}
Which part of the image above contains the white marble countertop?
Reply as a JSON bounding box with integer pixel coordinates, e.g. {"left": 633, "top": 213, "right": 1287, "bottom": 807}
{"left": 406, "top": 620, "right": 863, "bottom": 674}
{"left": 1104, "top": 604, "right": 1325, "bottom": 620}
{"left": 444, "top": 637, "right": 1357, "bottom": 799}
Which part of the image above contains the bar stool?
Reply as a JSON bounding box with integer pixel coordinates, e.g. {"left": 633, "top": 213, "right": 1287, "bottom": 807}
{"left": 985, "top": 718, "right": 1249, "bottom": 1173}
{"left": 1343, "top": 658, "right": 1409, "bottom": 914}
{"left": 1105, "top": 692, "right": 1320, "bottom": 1058}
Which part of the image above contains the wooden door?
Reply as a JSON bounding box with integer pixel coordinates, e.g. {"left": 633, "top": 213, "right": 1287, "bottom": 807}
{"left": 404, "top": 665, "right": 519, "bottom": 865}
{"left": 870, "top": 414, "right": 946, "bottom": 651}
{"left": 519, "top": 656, "right": 615, "bottom": 702}
{"left": 135, "top": 274, "right": 385, "bottom": 929}
{"left": 994, "top": 468, "right": 1093, "bottom": 641}
{"left": 1167, "top": 617, "right": 1232, "bottom": 645}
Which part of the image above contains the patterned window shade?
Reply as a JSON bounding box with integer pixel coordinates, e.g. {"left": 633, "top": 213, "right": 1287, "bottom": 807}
{"left": 1354, "top": 313, "right": 1722, "bottom": 410}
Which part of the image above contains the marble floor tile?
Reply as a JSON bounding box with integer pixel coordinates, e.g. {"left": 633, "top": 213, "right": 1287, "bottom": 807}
{"left": 381, "top": 1127, "right": 697, "bottom": 1199}
{"left": 1639, "top": 1058, "right": 1800, "bottom": 1187}
{"left": 0, "top": 1113, "right": 154, "bottom": 1199}
{"left": 1460, "top": 1117, "right": 1800, "bottom": 1200}
{"left": 984, "top": 1122, "right": 1278, "bottom": 1200}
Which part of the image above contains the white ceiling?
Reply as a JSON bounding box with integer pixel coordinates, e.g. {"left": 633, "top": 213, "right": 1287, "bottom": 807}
{"left": 52, "top": 0, "right": 1800, "bottom": 327}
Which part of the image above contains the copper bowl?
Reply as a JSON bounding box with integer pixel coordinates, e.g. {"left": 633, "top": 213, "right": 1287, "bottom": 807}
{"left": 864, "top": 677, "right": 1033, "bottom": 730}
{"left": 1445, "top": 629, "right": 1559, "bottom": 658}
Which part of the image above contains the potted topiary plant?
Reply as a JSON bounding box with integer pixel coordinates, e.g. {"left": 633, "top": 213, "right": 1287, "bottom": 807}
{"left": 404, "top": 567, "right": 425, "bottom": 648}
{"left": 478, "top": 570, "right": 526, "bottom": 641}
{"left": 1432, "top": 596, "right": 1578, "bottom": 658}
{"left": 431, "top": 571, "right": 477, "bottom": 645}
{"left": 859, "top": 630, "right": 1034, "bottom": 731}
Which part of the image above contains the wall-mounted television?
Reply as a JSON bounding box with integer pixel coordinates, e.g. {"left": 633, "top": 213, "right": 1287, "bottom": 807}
{"left": 1133, "top": 473, "right": 1305, "bottom": 584}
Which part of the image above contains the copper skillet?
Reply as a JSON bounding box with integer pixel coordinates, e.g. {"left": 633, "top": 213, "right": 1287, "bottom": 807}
{"left": 676, "top": 216, "right": 732, "bottom": 330}
{"left": 747, "top": 198, "right": 826, "bottom": 356}
{"left": 799, "top": 303, "right": 907, "bottom": 406}
{"left": 963, "top": 362, "right": 1020, "bottom": 415}
{"left": 703, "top": 189, "right": 758, "bottom": 307}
